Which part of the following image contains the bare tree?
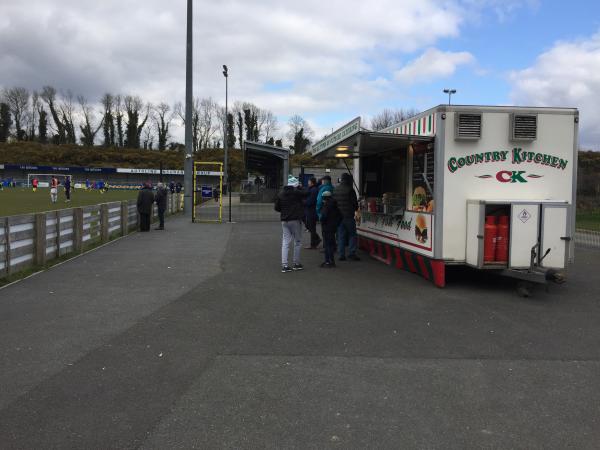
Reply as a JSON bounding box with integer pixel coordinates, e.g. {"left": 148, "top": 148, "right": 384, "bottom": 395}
{"left": 28, "top": 91, "right": 41, "bottom": 140}
{"left": 369, "top": 108, "right": 419, "bottom": 131}
{"left": 78, "top": 95, "right": 104, "bottom": 147}
{"left": 58, "top": 90, "right": 77, "bottom": 144}
{"left": 153, "top": 102, "right": 172, "bottom": 150}
{"left": 286, "top": 114, "right": 313, "bottom": 144}
{"left": 115, "top": 94, "right": 124, "bottom": 147}
{"left": 3, "top": 87, "right": 30, "bottom": 140}
{"left": 41, "top": 85, "right": 64, "bottom": 143}
{"left": 198, "top": 97, "right": 220, "bottom": 150}
{"left": 260, "top": 109, "right": 278, "bottom": 143}
{"left": 142, "top": 118, "right": 155, "bottom": 150}
{"left": 100, "top": 93, "right": 115, "bottom": 147}
{"left": 123, "top": 95, "right": 149, "bottom": 148}
{"left": 175, "top": 97, "right": 219, "bottom": 152}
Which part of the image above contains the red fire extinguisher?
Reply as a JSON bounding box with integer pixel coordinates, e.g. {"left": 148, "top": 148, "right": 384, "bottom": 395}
{"left": 484, "top": 216, "right": 498, "bottom": 263}
{"left": 495, "top": 215, "right": 509, "bottom": 263}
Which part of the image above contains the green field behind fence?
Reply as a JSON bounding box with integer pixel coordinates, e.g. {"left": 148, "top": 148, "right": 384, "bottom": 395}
{"left": 576, "top": 210, "right": 600, "bottom": 232}
{"left": 0, "top": 188, "right": 137, "bottom": 216}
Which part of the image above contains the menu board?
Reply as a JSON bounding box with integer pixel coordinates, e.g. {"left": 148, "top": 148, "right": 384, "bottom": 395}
{"left": 411, "top": 143, "right": 435, "bottom": 211}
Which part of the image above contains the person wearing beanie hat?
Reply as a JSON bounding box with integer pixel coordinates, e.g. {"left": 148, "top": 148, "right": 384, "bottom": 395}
{"left": 316, "top": 175, "right": 334, "bottom": 220}
{"left": 274, "top": 181, "right": 309, "bottom": 272}
{"left": 333, "top": 172, "right": 360, "bottom": 261}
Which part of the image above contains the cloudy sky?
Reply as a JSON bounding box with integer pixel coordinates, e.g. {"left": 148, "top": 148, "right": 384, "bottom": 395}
{"left": 1, "top": 0, "right": 600, "bottom": 148}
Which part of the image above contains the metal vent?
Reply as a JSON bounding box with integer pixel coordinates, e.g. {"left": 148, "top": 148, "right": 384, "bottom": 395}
{"left": 511, "top": 114, "right": 537, "bottom": 141}
{"left": 455, "top": 113, "right": 481, "bottom": 140}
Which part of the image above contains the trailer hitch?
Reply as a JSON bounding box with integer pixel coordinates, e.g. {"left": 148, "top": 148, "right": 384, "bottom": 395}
{"left": 529, "top": 243, "right": 551, "bottom": 272}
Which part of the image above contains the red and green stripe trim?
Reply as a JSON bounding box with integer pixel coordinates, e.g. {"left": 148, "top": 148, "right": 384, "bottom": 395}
{"left": 359, "top": 236, "right": 445, "bottom": 287}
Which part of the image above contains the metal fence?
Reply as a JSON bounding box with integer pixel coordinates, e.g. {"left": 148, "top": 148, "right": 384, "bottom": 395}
{"left": 0, "top": 193, "right": 182, "bottom": 278}
{"left": 196, "top": 192, "right": 280, "bottom": 223}
{"left": 575, "top": 193, "right": 600, "bottom": 249}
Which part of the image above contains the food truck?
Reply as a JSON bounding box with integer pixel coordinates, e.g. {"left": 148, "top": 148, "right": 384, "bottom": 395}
{"left": 310, "top": 105, "right": 578, "bottom": 293}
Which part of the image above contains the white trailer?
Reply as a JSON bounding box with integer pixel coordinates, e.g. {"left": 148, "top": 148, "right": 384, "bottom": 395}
{"left": 310, "top": 105, "right": 578, "bottom": 293}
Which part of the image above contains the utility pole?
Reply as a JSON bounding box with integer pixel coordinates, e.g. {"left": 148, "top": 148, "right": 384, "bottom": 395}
{"left": 183, "top": 0, "right": 194, "bottom": 217}
{"left": 223, "top": 65, "right": 231, "bottom": 222}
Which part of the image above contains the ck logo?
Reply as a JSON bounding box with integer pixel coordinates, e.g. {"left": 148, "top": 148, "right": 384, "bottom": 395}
{"left": 496, "top": 170, "right": 528, "bottom": 183}
{"left": 475, "top": 171, "right": 544, "bottom": 183}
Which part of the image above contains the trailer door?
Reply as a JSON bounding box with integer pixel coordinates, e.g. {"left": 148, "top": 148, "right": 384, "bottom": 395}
{"left": 540, "top": 204, "right": 569, "bottom": 269}
{"left": 466, "top": 202, "right": 484, "bottom": 267}
{"left": 509, "top": 204, "right": 540, "bottom": 269}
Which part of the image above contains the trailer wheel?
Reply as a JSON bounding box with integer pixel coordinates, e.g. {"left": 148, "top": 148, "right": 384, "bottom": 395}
{"left": 516, "top": 281, "right": 534, "bottom": 298}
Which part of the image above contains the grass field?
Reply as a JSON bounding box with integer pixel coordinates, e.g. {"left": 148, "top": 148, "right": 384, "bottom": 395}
{"left": 576, "top": 210, "right": 600, "bottom": 231}
{"left": 0, "top": 188, "right": 138, "bottom": 216}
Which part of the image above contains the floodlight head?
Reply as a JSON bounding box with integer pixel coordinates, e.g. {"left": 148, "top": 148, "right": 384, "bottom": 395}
{"left": 222, "top": 65, "right": 228, "bottom": 77}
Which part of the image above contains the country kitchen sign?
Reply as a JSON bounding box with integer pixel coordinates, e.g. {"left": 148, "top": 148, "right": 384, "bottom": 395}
{"left": 447, "top": 147, "right": 569, "bottom": 183}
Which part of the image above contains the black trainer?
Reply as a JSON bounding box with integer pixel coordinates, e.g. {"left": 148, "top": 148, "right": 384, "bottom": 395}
{"left": 282, "top": 265, "right": 292, "bottom": 273}
{"left": 292, "top": 263, "right": 304, "bottom": 271}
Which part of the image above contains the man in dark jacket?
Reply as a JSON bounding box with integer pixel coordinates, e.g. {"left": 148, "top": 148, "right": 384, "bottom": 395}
{"left": 64, "top": 176, "right": 72, "bottom": 202}
{"left": 137, "top": 182, "right": 155, "bottom": 232}
{"left": 320, "top": 191, "right": 342, "bottom": 267}
{"left": 154, "top": 182, "right": 168, "bottom": 230}
{"left": 333, "top": 172, "right": 360, "bottom": 261}
{"left": 304, "top": 177, "right": 321, "bottom": 249}
{"left": 274, "top": 181, "right": 308, "bottom": 272}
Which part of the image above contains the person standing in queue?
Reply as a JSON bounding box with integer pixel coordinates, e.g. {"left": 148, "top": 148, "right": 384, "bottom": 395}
{"left": 64, "top": 176, "right": 72, "bottom": 202}
{"left": 304, "top": 177, "right": 321, "bottom": 249}
{"left": 319, "top": 191, "right": 343, "bottom": 268}
{"left": 333, "top": 172, "right": 360, "bottom": 261}
{"left": 137, "top": 181, "right": 154, "bottom": 232}
{"left": 274, "top": 180, "right": 308, "bottom": 273}
{"left": 154, "top": 182, "right": 168, "bottom": 230}
{"left": 316, "top": 175, "right": 333, "bottom": 220}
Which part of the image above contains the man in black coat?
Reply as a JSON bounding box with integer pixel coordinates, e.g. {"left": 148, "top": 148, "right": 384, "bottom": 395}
{"left": 274, "top": 182, "right": 308, "bottom": 272}
{"left": 304, "top": 177, "right": 321, "bottom": 249}
{"left": 319, "top": 191, "right": 343, "bottom": 267}
{"left": 154, "top": 182, "right": 168, "bottom": 230}
{"left": 333, "top": 172, "right": 360, "bottom": 261}
{"left": 137, "top": 182, "right": 154, "bottom": 232}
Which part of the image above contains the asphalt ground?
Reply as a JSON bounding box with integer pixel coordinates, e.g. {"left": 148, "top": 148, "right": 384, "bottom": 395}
{"left": 0, "top": 216, "right": 599, "bottom": 449}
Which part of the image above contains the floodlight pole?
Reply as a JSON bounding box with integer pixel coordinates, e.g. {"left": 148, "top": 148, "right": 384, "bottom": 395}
{"left": 183, "top": 0, "right": 194, "bottom": 217}
{"left": 223, "top": 65, "right": 231, "bottom": 222}
{"left": 443, "top": 88, "right": 457, "bottom": 105}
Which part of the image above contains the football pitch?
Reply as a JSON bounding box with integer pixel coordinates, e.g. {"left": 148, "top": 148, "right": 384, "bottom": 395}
{"left": 0, "top": 188, "right": 138, "bottom": 217}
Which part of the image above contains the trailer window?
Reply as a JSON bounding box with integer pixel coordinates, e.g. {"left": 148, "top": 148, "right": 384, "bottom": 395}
{"left": 361, "top": 148, "right": 407, "bottom": 214}
{"left": 409, "top": 142, "right": 435, "bottom": 212}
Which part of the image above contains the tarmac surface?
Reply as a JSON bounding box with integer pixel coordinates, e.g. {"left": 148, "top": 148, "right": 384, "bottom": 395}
{"left": 1, "top": 215, "right": 599, "bottom": 449}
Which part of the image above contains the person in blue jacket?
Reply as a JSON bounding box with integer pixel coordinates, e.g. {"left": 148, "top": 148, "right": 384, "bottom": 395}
{"left": 316, "top": 175, "right": 334, "bottom": 220}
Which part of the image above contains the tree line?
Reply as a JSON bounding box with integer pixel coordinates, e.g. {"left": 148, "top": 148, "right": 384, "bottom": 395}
{"left": 0, "top": 86, "right": 319, "bottom": 154}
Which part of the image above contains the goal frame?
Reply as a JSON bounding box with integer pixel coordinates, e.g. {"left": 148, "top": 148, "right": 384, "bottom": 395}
{"left": 192, "top": 161, "right": 224, "bottom": 223}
